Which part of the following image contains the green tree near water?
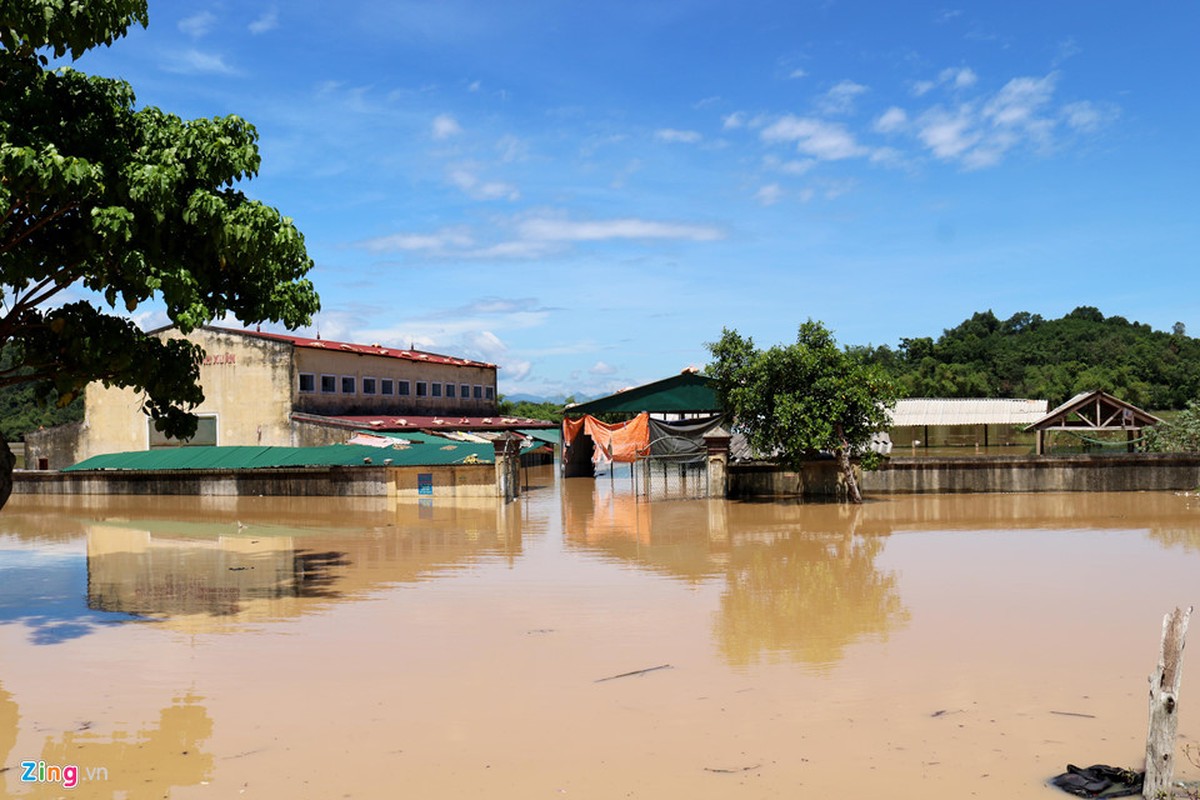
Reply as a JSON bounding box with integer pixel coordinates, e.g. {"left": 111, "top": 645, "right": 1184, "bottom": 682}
{"left": 707, "top": 321, "right": 897, "bottom": 504}
{"left": 0, "top": 1, "right": 320, "bottom": 507}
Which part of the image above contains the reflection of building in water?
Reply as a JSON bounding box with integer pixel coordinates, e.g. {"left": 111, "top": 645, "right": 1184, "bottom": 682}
{"left": 562, "top": 478, "right": 909, "bottom": 667}
{"left": 36, "top": 692, "right": 213, "bottom": 800}
{"left": 82, "top": 497, "right": 526, "bottom": 632}
{"left": 87, "top": 529, "right": 344, "bottom": 618}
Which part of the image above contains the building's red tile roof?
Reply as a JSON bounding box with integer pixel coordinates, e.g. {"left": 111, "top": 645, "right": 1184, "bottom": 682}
{"left": 292, "top": 413, "right": 556, "bottom": 431}
{"left": 211, "top": 326, "right": 497, "bottom": 369}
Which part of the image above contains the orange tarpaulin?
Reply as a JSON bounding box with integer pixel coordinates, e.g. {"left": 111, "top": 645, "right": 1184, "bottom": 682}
{"left": 562, "top": 413, "right": 650, "bottom": 464}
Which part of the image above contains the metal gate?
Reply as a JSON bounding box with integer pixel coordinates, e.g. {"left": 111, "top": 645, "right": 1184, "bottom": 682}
{"left": 633, "top": 434, "right": 708, "bottom": 501}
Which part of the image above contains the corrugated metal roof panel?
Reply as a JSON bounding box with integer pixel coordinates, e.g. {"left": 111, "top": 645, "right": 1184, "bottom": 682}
{"left": 63, "top": 442, "right": 495, "bottom": 472}
{"left": 304, "top": 414, "right": 556, "bottom": 431}
{"left": 204, "top": 326, "right": 497, "bottom": 369}
{"left": 889, "top": 398, "right": 1049, "bottom": 427}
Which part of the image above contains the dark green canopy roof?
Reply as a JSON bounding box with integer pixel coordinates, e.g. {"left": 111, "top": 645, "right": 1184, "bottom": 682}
{"left": 564, "top": 372, "right": 719, "bottom": 416}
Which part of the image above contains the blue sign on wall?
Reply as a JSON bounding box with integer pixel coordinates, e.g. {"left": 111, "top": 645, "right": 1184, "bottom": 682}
{"left": 417, "top": 473, "right": 434, "bottom": 495}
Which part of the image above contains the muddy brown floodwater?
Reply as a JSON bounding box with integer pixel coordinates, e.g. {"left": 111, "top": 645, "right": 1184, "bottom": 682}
{"left": 2, "top": 467, "right": 1199, "bottom": 799}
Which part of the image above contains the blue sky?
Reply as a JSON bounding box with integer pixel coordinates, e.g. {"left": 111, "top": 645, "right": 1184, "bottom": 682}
{"left": 72, "top": 1, "right": 1199, "bottom": 398}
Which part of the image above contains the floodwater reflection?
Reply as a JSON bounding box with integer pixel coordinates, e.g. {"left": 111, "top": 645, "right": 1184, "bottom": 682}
{"left": 2, "top": 482, "right": 1198, "bottom": 800}
{"left": 1, "top": 494, "right": 528, "bottom": 637}
{"left": 31, "top": 692, "right": 213, "bottom": 800}
{"left": 0, "top": 683, "right": 16, "bottom": 777}
{"left": 562, "top": 478, "right": 909, "bottom": 668}
{"left": 716, "top": 529, "right": 908, "bottom": 669}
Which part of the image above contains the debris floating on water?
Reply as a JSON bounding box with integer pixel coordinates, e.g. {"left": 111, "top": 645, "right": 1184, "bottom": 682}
{"left": 594, "top": 664, "right": 673, "bottom": 683}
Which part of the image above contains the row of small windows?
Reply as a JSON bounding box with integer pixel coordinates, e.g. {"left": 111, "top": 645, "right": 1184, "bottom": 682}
{"left": 298, "top": 373, "right": 494, "bottom": 400}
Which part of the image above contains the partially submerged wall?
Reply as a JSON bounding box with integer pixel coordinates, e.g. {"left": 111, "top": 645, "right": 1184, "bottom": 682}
{"left": 24, "top": 421, "right": 83, "bottom": 471}
{"left": 729, "top": 453, "right": 1200, "bottom": 498}
{"left": 729, "top": 460, "right": 847, "bottom": 499}
{"left": 14, "top": 462, "right": 508, "bottom": 499}
{"left": 861, "top": 453, "right": 1200, "bottom": 494}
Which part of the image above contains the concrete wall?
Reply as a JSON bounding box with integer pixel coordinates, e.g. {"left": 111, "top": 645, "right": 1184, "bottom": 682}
{"left": 291, "top": 417, "right": 356, "bottom": 447}
{"left": 81, "top": 328, "right": 295, "bottom": 459}
{"left": 861, "top": 454, "right": 1200, "bottom": 494}
{"left": 293, "top": 349, "right": 498, "bottom": 417}
{"left": 25, "top": 421, "right": 83, "bottom": 471}
{"left": 14, "top": 467, "right": 394, "bottom": 497}
{"left": 729, "top": 460, "right": 849, "bottom": 499}
{"left": 391, "top": 464, "right": 500, "bottom": 498}
{"left": 728, "top": 454, "right": 1200, "bottom": 498}
{"left": 13, "top": 463, "right": 504, "bottom": 499}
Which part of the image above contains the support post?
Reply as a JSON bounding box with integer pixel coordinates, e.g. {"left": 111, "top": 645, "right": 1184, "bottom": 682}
{"left": 492, "top": 434, "right": 522, "bottom": 503}
{"left": 1144, "top": 606, "right": 1192, "bottom": 799}
{"left": 703, "top": 426, "right": 732, "bottom": 499}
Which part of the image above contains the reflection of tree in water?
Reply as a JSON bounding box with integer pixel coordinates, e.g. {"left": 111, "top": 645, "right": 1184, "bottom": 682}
{"left": 715, "top": 533, "right": 908, "bottom": 670}
{"left": 0, "top": 682, "right": 16, "bottom": 777}
{"left": 38, "top": 692, "right": 214, "bottom": 799}
{"left": 1147, "top": 528, "right": 1200, "bottom": 553}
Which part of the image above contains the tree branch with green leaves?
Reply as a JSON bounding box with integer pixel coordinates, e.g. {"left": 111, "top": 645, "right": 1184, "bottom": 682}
{"left": 706, "top": 320, "right": 897, "bottom": 504}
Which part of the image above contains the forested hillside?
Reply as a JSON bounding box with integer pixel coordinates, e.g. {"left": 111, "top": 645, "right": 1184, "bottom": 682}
{"left": 856, "top": 307, "right": 1200, "bottom": 408}
{"left": 0, "top": 345, "right": 83, "bottom": 441}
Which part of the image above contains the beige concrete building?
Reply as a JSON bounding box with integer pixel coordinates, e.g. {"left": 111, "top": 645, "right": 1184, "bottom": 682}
{"left": 27, "top": 326, "right": 501, "bottom": 469}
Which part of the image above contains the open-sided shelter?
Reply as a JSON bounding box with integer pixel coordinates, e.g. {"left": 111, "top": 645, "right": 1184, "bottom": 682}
{"left": 888, "top": 398, "right": 1049, "bottom": 449}
{"left": 561, "top": 371, "right": 722, "bottom": 477}
{"left": 1023, "top": 389, "right": 1163, "bottom": 455}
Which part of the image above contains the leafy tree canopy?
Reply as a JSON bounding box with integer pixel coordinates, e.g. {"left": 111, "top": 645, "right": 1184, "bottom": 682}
{"left": 1145, "top": 401, "right": 1200, "bottom": 454}
{"left": 497, "top": 396, "right": 572, "bottom": 425}
{"left": 0, "top": 0, "right": 320, "bottom": 500}
{"left": 855, "top": 307, "right": 1200, "bottom": 409}
{"left": 707, "top": 320, "right": 897, "bottom": 503}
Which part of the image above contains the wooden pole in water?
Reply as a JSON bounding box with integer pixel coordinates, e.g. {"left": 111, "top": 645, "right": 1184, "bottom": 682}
{"left": 1144, "top": 605, "right": 1192, "bottom": 799}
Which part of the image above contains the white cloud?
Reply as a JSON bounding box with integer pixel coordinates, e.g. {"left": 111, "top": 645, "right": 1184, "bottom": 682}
{"left": 248, "top": 8, "right": 279, "bottom": 34}
{"left": 693, "top": 96, "right": 721, "bottom": 109}
{"left": 655, "top": 128, "right": 702, "bottom": 144}
{"left": 789, "top": 68, "right": 808, "bottom": 79}
{"left": 468, "top": 80, "right": 482, "bottom": 92}
{"left": 939, "top": 67, "right": 978, "bottom": 89}
{"left": 911, "top": 80, "right": 936, "bottom": 97}
{"left": 983, "top": 73, "right": 1057, "bottom": 126}
{"left": 179, "top": 11, "right": 216, "bottom": 38}
{"left": 589, "top": 361, "right": 618, "bottom": 376}
{"left": 898, "top": 71, "right": 1112, "bottom": 169}
{"left": 755, "top": 184, "right": 784, "bottom": 206}
{"left": 874, "top": 106, "right": 908, "bottom": 133}
{"left": 763, "top": 155, "right": 816, "bottom": 175}
{"left": 517, "top": 216, "right": 724, "bottom": 243}
{"left": 611, "top": 158, "right": 643, "bottom": 189}
{"left": 916, "top": 106, "right": 981, "bottom": 160}
{"left": 432, "top": 113, "right": 463, "bottom": 140}
{"left": 869, "top": 147, "right": 905, "bottom": 166}
{"left": 722, "top": 111, "right": 746, "bottom": 130}
{"left": 448, "top": 168, "right": 520, "bottom": 201}
{"left": 760, "top": 115, "right": 867, "bottom": 160}
{"left": 162, "top": 49, "right": 236, "bottom": 75}
{"left": 819, "top": 80, "right": 869, "bottom": 115}
{"left": 356, "top": 228, "right": 474, "bottom": 254}
{"left": 496, "top": 135, "right": 527, "bottom": 163}
{"left": 1062, "top": 101, "right": 1112, "bottom": 132}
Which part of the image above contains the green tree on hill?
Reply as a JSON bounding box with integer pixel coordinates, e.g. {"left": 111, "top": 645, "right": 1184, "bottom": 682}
{"left": 0, "top": 1, "right": 320, "bottom": 508}
{"left": 859, "top": 307, "right": 1200, "bottom": 408}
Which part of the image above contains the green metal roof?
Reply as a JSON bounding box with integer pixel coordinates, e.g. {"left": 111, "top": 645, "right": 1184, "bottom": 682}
{"left": 564, "top": 372, "right": 719, "bottom": 416}
{"left": 63, "top": 442, "right": 495, "bottom": 472}
{"left": 518, "top": 428, "right": 561, "bottom": 445}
